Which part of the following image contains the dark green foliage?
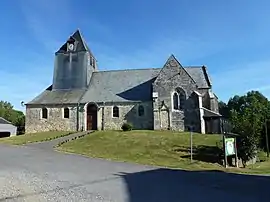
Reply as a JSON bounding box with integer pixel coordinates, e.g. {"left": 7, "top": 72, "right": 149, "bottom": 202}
{"left": 0, "top": 100, "right": 25, "bottom": 134}
{"left": 219, "top": 101, "right": 230, "bottom": 119}
{"left": 221, "top": 91, "right": 270, "bottom": 166}
{"left": 121, "top": 122, "right": 133, "bottom": 131}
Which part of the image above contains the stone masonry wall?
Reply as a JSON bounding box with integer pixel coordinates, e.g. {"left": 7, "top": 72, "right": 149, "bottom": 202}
{"left": 25, "top": 104, "right": 77, "bottom": 134}
{"left": 199, "top": 89, "right": 211, "bottom": 109}
{"left": 153, "top": 56, "right": 201, "bottom": 132}
{"left": 198, "top": 89, "right": 219, "bottom": 113}
{"left": 101, "top": 102, "right": 153, "bottom": 130}
{"left": 210, "top": 96, "right": 219, "bottom": 113}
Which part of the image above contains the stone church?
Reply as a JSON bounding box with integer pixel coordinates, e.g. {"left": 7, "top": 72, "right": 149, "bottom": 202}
{"left": 25, "top": 30, "right": 221, "bottom": 134}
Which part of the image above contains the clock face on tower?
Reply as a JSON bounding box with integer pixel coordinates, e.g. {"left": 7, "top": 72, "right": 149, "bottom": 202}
{"left": 68, "top": 43, "right": 74, "bottom": 51}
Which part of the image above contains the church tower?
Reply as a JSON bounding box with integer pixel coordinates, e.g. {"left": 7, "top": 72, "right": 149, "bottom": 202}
{"left": 52, "top": 30, "right": 97, "bottom": 90}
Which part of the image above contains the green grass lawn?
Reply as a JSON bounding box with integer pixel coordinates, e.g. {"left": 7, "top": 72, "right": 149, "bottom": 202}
{"left": 243, "top": 151, "right": 270, "bottom": 174}
{"left": 58, "top": 130, "right": 225, "bottom": 170}
{"left": 0, "top": 131, "right": 74, "bottom": 145}
{"left": 57, "top": 130, "right": 270, "bottom": 174}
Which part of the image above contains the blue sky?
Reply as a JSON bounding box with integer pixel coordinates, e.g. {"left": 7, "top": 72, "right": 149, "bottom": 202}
{"left": 1, "top": 0, "right": 270, "bottom": 111}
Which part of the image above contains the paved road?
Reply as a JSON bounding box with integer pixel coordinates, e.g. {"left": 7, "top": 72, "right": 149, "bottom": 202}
{"left": 0, "top": 142, "right": 270, "bottom": 201}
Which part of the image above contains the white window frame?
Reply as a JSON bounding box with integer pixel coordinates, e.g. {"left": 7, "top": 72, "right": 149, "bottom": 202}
{"left": 63, "top": 107, "right": 70, "bottom": 119}
{"left": 41, "top": 107, "right": 48, "bottom": 119}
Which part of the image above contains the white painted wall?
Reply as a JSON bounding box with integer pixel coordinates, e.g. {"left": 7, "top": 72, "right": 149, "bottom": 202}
{"left": 0, "top": 124, "right": 17, "bottom": 136}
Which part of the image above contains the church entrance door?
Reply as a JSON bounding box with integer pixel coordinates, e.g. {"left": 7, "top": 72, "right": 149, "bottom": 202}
{"left": 87, "top": 104, "right": 98, "bottom": 130}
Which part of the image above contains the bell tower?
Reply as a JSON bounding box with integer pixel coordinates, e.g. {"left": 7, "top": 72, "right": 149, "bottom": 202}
{"left": 52, "top": 29, "right": 97, "bottom": 90}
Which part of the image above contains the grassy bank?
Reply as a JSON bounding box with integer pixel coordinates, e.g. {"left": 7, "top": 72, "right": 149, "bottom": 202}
{"left": 58, "top": 130, "right": 270, "bottom": 174}
{"left": 0, "top": 131, "right": 74, "bottom": 145}
{"left": 58, "top": 130, "right": 225, "bottom": 170}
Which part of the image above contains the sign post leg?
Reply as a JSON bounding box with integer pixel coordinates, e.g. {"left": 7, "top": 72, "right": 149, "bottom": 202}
{"left": 234, "top": 137, "right": 238, "bottom": 168}
{"left": 223, "top": 135, "right": 228, "bottom": 168}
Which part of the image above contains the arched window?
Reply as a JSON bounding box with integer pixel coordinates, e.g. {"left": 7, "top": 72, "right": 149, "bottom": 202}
{"left": 172, "top": 88, "right": 186, "bottom": 110}
{"left": 112, "top": 106, "right": 119, "bottom": 117}
{"left": 64, "top": 107, "right": 69, "bottom": 119}
{"left": 173, "top": 92, "right": 179, "bottom": 110}
{"left": 138, "top": 105, "right": 144, "bottom": 116}
{"left": 179, "top": 93, "right": 186, "bottom": 110}
{"left": 42, "top": 108, "right": 48, "bottom": 119}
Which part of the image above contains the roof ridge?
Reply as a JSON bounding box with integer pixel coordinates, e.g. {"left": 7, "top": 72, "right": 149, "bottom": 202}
{"left": 95, "top": 66, "right": 203, "bottom": 73}
{"left": 184, "top": 66, "right": 204, "bottom": 68}
{"left": 72, "top": 30, "right": 89, "bottom": 52}
{"left": 202, "top": 66, "right": 212, "bottom": 87}
{"left": 95, "top": 68, "right": 161, "bottom": 73}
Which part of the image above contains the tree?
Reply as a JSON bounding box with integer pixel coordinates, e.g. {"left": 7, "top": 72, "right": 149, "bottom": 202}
{"left": 222, "top": 91, "right": 270, "bottom": 167}
{"left": 219, "top": 101, "right": 230, "bottom": 118}
{"left": 0, "top": 100, "right": 25, "bottom": 134}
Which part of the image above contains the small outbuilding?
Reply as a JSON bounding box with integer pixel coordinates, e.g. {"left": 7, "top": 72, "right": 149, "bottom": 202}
{"left": 0, "top": 117, "right": 17, "bottom": 138}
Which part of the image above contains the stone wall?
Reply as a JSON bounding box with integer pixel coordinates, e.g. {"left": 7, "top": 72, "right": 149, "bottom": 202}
{"left": 25, "top": 105, "right": 78, "bottom": 133}
{"left": 200, "top": 89, "right": 211, "bottom": 109}
{"left": 101, "top": 102, "right": 153, "bottom": 130}
{"left": 26, "top": 102, "right": 153, "bottom": 133}
{"left": 210, "top": 96, "right": 219, "bottom": 113}
{"left": 198, "top": 89, "right": 219, "bottom": 113}
{"left": 152, "top": 56, "right": 201, "bottom": 131}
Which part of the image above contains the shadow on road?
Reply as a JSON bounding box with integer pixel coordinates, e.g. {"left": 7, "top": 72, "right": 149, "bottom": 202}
{"left": 119, "top": 168, "right": 270, "bottom": 202}
{"left": 1, "top": 167, "right": 269, "bottom": 202}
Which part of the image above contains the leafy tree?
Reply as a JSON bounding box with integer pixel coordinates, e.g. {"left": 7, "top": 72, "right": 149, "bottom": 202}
{"left": 218, "top": 101, "right": 230, "bottom": 118}
{"left": 0, "top": 100, "right": 25, "bottom": 134}
{"left": 221, "top": 91, "right": 270, "bottom": 167}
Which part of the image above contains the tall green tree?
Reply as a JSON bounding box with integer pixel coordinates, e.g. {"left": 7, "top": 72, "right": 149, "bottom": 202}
{"left": 223, "top": 91, "right": 270, "bottom": 166}
{"left": 218, "top": 101, "right": 230, "bottom": 118}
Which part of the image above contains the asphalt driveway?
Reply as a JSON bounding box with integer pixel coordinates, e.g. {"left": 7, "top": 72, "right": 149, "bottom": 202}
{"left": 0, "top": 143, "right": 270, "bottom": 202}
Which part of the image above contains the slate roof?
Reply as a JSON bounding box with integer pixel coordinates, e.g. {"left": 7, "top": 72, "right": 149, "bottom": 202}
{"left": 203, "top": 108, "right": 222, "bottom": 118}
{"left": 184, "top": 66, "right": 211, "bottom": 88}
{"left": 80, "top": 68, "right": 161, "bottom": 103}
{"left": 27, "top": 86, "right": 86, "bottom": 105}
{"left": 27, "top": 66, "right": 211, "bottom": 105}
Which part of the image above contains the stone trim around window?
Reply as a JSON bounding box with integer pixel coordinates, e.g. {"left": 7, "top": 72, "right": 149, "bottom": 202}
{"left": 41, "top": 107, "right": 48, "bottom": 119}
{"left": 171, "top": 88, "right": 187, "bottom": 112}
{"left": 63, "top": 107, "right": 70, "bottom": 119}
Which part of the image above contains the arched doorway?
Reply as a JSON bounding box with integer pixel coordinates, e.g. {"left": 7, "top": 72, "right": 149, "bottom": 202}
{"left": 87, "top": 104, "right": 98, "bottom": 130}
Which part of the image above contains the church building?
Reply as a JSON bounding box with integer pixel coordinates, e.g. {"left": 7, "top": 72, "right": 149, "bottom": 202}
{"left": 25, "top": 30, "right": 221, "bottom": 134}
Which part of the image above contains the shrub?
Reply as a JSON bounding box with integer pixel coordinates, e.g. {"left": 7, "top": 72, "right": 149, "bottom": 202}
{"left": 121, "top": 123, "right": 133, "bottom": 131}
